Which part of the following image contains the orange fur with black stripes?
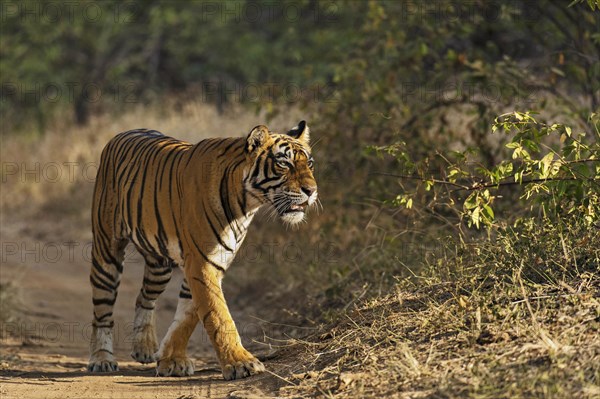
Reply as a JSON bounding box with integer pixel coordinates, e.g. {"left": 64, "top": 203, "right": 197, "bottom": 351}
{"left": 88, "top": 121, "right": 317, "bottom": 380}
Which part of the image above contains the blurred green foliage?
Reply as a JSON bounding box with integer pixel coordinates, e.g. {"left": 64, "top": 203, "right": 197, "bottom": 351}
{"left": 320, "top": 0, "right": 599, "bottom": 150}
{"left": 1, "top": 0, "right": 354, "bottom": 131}
{"left": 3, "top": 1, "right": 597, "bottom": 135}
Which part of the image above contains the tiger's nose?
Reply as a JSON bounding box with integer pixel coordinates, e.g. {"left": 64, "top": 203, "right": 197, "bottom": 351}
{"left": 301, "top": 186, "right": 317, "bottom": 197}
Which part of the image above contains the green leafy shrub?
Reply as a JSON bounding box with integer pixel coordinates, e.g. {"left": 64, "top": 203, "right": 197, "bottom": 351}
{"left": 370, "top": 112, "right": 599, "bottom": 232}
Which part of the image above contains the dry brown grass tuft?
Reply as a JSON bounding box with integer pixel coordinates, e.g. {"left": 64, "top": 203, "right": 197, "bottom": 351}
{"left": 0, "top": 282, "right": 21, "bottom": 327}
{"left": 273, "top": 277, "right": 599, "bottom": 398}
{"left": 269, "top": 222, "right": 600, "bottom": 399}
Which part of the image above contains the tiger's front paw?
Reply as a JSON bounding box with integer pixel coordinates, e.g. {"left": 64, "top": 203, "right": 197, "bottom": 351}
{"left": 88, "top": 352, "right": 118, "bottom": 372}
{"left": 156, "top": 356, "right": 195, "bottom": 377}
{"left": 221, "top": 348, "right": 265, "bottom": 380}
{"left": 131, "top": 326, "right": 158, "bottom": 364}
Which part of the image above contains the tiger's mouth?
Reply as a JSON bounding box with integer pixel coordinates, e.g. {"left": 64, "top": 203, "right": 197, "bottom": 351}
{"left": 284, "top": 201, "right": 308, "bottom": 214}
{"left": 278, "top": 200, "right": 311, "bottom": 225}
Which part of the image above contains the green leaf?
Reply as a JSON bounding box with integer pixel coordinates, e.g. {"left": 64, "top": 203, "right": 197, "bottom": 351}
{"left": 540, "top": 152, "right": 555, "bottom": 178}
{"left": 483, "top": 205, "right": 495, "bottom": 222}
{"left": 471, "top": 207, "right": 481, "bottom": 229}
{"left": 464, "top": 193, "right": 478, "bottom": 210}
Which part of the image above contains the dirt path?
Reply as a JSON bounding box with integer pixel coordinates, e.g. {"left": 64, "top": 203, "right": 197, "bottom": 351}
{"left": 0, "top": 347, "right": 280, "bottom": 399}
{"left": 0, "top": 210, "right": 285, "bottom": 398}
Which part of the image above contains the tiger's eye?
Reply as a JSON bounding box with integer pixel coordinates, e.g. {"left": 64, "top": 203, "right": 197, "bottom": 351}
{"left": 276, "top": 159, "right": 289, "bottom": 168}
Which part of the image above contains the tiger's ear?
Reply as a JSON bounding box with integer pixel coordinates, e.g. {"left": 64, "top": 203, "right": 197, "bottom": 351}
{"left": 287, "top": 120, "right": 310, "bottom": 144}
{"left": 246, "top": 125, "right": 271, "bottom": 154}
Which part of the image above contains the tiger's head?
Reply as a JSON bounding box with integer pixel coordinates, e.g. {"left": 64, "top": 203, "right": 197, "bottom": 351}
{"left": 245, "top": 121, "right": 318, "bottom": 225}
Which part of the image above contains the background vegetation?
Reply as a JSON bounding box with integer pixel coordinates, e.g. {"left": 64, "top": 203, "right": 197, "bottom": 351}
{"left": 1, "top": 1, "right": 599, "bottom": 398}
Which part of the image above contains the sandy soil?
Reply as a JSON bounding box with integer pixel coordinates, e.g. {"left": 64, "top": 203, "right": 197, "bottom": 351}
{"left": 0, "top": 349, "right": 279, "bottom": 399}
{"left": 0, "top": 209, "right": 286, "bottom": 398}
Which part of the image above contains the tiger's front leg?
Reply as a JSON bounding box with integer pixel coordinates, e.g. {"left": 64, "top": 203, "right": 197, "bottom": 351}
{"left": 186, "top": 260, "right": 265, "bottom": 380}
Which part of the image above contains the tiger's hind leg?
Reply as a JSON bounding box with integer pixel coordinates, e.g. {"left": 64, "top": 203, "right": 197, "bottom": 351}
{"left": 155, "top": 278, "right": 199, "bottom": 376}
{"left": 88, "top": 238, "right": 128, "bottom": 372}
{"left": 131, "top": 254, "right": 173, "bottom": 364}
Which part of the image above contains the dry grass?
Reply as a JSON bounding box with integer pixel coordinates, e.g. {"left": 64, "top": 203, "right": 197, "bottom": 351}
{"left": 277, "top": 281, "right": 599, "bottom": 398}
{"left": 268, "top": 222, "right": 600, "bottom": 399}
{"left": 0, "top": 282, "right": 20, "bottom": 327}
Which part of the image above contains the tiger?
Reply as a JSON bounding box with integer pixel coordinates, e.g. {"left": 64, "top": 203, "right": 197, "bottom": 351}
{"left": 88, "top": 121, "right": 317, "bottom": 380}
